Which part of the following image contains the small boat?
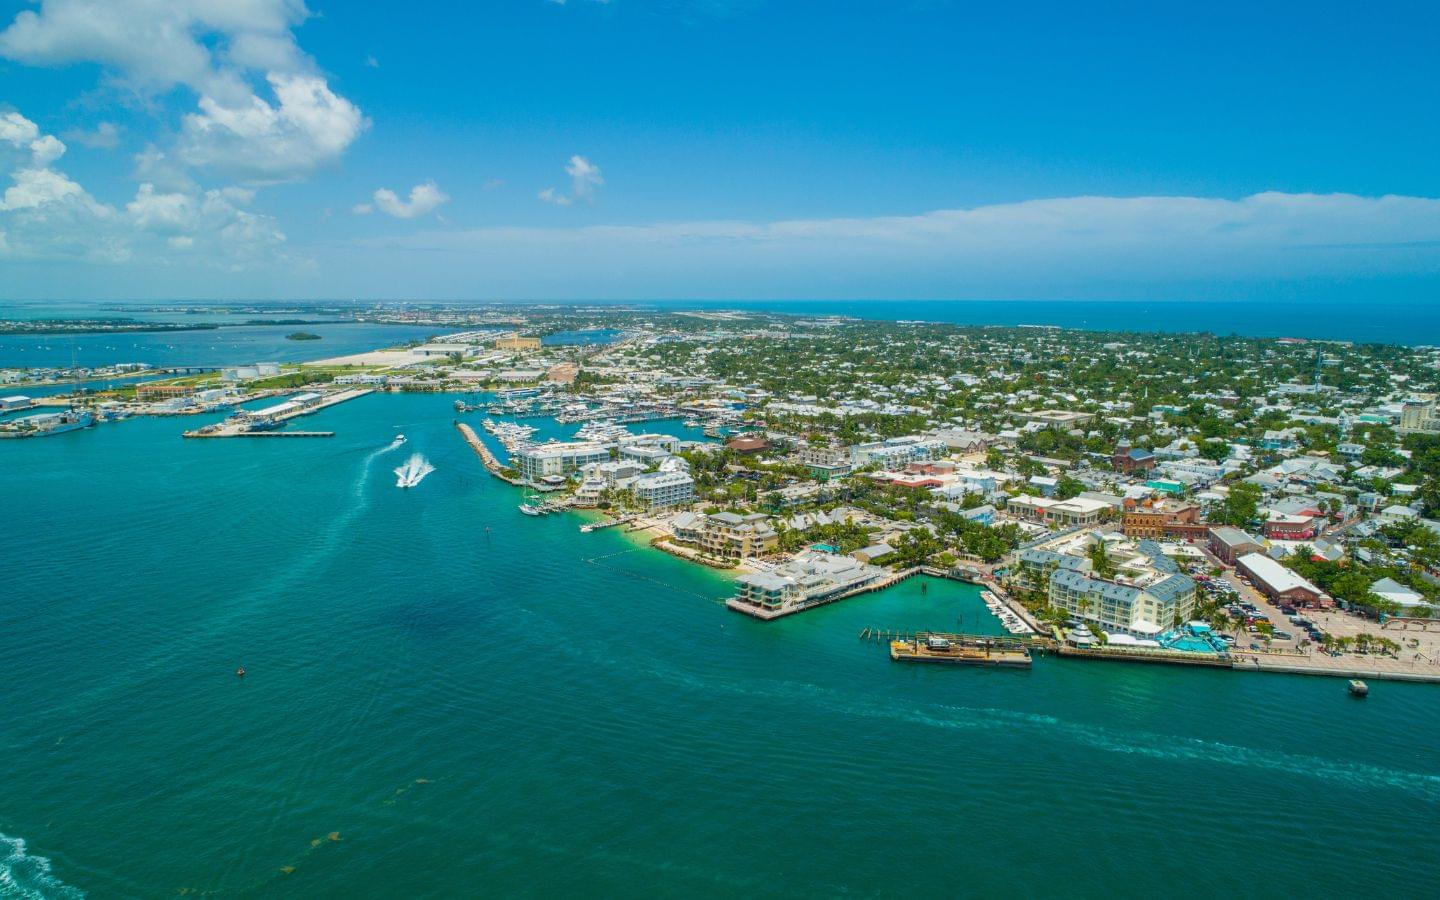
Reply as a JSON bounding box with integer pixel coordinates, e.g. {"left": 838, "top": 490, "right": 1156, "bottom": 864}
{"left": 394, "top": 433, "right": 406, "bottom": 443}
{"left": 236, "top": 666, "right": 246, "bottom": 678}
{"left": 1349, "top": 679, "right": 1368, "bottom": 698}
{"left": 519, "top": 503, "right": 543, "bottom": 516}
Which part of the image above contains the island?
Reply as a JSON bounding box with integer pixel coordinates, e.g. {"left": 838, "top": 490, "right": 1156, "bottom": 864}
{"left": 285, "top": 331, "right": 323, "bottom": 341}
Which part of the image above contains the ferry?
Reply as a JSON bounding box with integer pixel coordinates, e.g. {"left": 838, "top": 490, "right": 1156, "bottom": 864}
{"left": 0, "top": 409, "right": 96, "bottom": 438}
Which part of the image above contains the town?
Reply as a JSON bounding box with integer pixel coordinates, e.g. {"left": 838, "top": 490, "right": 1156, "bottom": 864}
{"left": 9, "top": 306, "right": 1440, "bottom": 682}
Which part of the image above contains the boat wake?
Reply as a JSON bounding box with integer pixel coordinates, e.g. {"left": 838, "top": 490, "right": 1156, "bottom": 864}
{"left": 0, "top": 832, "right": 84, "bottom": 899}
{"left": 394, "top": 453, "right": 435, "bottom": 489}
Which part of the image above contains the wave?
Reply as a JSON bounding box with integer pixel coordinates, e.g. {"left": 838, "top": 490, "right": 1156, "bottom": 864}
{"left": 394, "top": 453, "right": 435, "bottom": 489}
{"left": 0, "top": 833, "right": 84, "bottom": 899}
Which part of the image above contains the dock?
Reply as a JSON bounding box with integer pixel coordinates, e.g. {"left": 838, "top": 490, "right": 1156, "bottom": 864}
{"left": 182, "top": 388, "right": 371, "bottom": 438}
{"left": 885, "top": 631, "right": 1035, "bottom": 667}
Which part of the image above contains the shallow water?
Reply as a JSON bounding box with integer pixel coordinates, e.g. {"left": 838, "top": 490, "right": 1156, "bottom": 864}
{"left": 2, "top": 392, "right": 1438, "bottom": 897}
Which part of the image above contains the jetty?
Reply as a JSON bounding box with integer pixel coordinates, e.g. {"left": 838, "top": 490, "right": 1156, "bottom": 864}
{"left": 456, "top": 421, "right": 525, "bottom": 486}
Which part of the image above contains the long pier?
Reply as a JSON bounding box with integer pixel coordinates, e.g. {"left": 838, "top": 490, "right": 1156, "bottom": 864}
{"left": 455, "top": 421, "right": 525, "bottom": 486}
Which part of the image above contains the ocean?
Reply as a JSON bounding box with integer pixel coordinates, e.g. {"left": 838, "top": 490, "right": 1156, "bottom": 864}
{"left": 3, "top": 390, "right": 1439, "bottom": 897}
{"left": 2, "top": 314, "right": 1440, "bottom": 897}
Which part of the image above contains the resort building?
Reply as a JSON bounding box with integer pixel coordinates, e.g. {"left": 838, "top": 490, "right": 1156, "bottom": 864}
{"left": 1018, "top": 534, "right": 1196, "bottom": 637}
{"left": 731, "top": 551, "right": 887, "bottom": 617}
{"left": 513, "top": 441, "right": 611, "bottom": 483}
{"left": 799, "top": 444, "right": 851, "bottom": 480}
{"left": 628, "top": 471, "right": 695, "bottom": 510}
{"left": 698, "top": 512, "right": 779, "bottom": 559}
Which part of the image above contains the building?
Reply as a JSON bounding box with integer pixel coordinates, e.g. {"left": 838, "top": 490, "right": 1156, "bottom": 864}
{"left": 512, "top": 441, "right": 611, "bottom": 483}
{"left": 1262, "top": 513, "right": 1320, "bottom": 541}
{"left": 0, "top": 395, "right": 33, "bottom": 411}
{"left": 697, "top": 512, "right": 778, "bottom": 559}
{"left": 495, "top": 336, "right": 542, "bottom": 351}
{"left": 849, "top": 435, "right": 947, "bottom": 470}
{"left": 1006, "top": 495, "right": 1109, "bottom": 528}
{"left": 1017, "top": 409, "right": 1094, "bottom": 427}
{"left": 135, "top": 383, "right": 194, "bottom": 401}
{"left": 628, "top": 471, "right": 695, "bottom": 510}
{"left": 1121, "top": 499, "right": 1206, "bottom": 540}
{"left": 1208, "top": 527, "right": 1263, "bottom": 565}
{"left": 726, "top": 435, "right": 771, "bottom": 454}
{"left": 1112, "top": 442, "right": 1157, "bottom": 474}
{"left": 731, "top": 551, "right": 887, "bottom": 616}
{"left": 1018, "top": 535, "right": 1196, "bottom": 636}
{"left": 799, "top": 444, "right": 851, "bottom": 480}
{"left": 1236, "top": 552, "right": 1332, "bottom": 607}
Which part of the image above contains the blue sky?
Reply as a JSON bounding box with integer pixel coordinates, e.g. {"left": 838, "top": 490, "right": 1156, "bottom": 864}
{"left": 1, "top": 0, "right": 1438, "bottom": 301}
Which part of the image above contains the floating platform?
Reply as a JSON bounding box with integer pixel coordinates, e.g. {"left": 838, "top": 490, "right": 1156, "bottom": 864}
{"left": 889, "top": 632, "right": 1033, "bottom": 667}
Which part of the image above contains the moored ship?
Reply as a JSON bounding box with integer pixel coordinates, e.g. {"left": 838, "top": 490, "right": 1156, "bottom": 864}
{"left": 0, "top": 409, "right": 96, "bottom": 438}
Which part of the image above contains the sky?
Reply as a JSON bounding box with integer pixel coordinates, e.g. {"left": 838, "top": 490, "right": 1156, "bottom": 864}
{"left": 0, "top": 0, "right": 1438, "bottom": 302}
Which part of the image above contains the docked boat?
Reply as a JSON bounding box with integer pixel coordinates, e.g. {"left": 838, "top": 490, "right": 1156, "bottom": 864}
{"left": 890, "top": 632, "right": 1032, "bottom": 667}
{"left": 1349, "top": 679, "right": 1369, "bottom": 698}
{"left": 0, "top": 408, "right": 96, "bottom": 438}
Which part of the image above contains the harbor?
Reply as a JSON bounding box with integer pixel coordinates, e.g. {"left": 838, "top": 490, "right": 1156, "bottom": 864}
{"left": 181, "top": 388, "right": 373, "bottom": 438}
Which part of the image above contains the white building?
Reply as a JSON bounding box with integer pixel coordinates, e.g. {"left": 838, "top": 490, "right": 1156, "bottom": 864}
{"left": 629, "top": 471, "right": 695, "bottom": 510}
{"left": 513, "top": 441, "right": 611, "bottom": 482}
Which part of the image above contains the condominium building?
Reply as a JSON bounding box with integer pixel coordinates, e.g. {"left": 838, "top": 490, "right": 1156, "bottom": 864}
{"left": 1015, "top": 535, "right": 1196, "bottom": 636}
{"left": 731, "top": 551, "right": 887, "bottom": 616}
{"left": 629, "top": 471, "right": 695, "bottom": 510}
{"left": 513, "top": 441, "right": 611, "bottom": 482}
{"left": 698, "top": 512, "right": 779, "bottom": 558}
{"left": 849, "top": 435, "right": 948, "bottom": 470}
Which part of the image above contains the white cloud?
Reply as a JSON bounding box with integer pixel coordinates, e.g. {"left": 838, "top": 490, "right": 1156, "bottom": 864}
{"left": 371, "top": 180, "right": 449, "bottom": 219}
{"left": 0, "top": 1, "right": 365, "bottom": 182}
{"left": 30, "top": 134, "right": 66, "bottom": 166}
{"left": 540, "top": 155, "right": 603, "bottom": 205}
{"left": 369, "top": 192, "right": 1440, "bottom": 298}
{"left": 180, "top": 73, "right": 366, "bottom": 182}
{"left": 62, "top": 121, "right": 121, "bottom": 149}
{"left": 0, "top": 111, "right": 41, "bottom": 146}
{"left": 351, "top": 203, "right": 373, "bottom": 215}
{"left": 537, "top": 186, "right": 571, "bottom": 207}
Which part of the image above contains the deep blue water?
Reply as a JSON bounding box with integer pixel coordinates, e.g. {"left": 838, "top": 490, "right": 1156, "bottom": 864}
{"left": 637, "top": 299, "right": 1440, "bottom": 345}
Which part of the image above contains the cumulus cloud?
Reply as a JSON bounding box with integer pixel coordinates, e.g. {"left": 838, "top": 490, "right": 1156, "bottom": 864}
{"left": 369, "top": 192, "right": 1440, "bottom": 298}
{"left": 180, "top": 73, "right": 366, "bottom": 181}
{"left": 539, "top": 154, "right": 603, "bottom": 206}
{"left": 371, "top": 180, "right": 449, "bottom": 219}
{"left": 0, "top": 0, "right": 365, "bottom": 181}
{"left": 0, "top": 105, "right": 285, "bottom": 268}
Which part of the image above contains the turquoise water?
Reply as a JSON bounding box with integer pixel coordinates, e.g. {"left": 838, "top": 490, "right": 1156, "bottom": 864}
{"left": 4, "top": 392, "right": 1440, "bottom": 897}
{"left": 0, "top": 322, "right": 440, "bottom": 369}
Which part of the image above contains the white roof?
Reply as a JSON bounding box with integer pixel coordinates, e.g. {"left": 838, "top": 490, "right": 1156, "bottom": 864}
{"left": 1237, "top": 552, "right": 1325, "bottom": 596}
